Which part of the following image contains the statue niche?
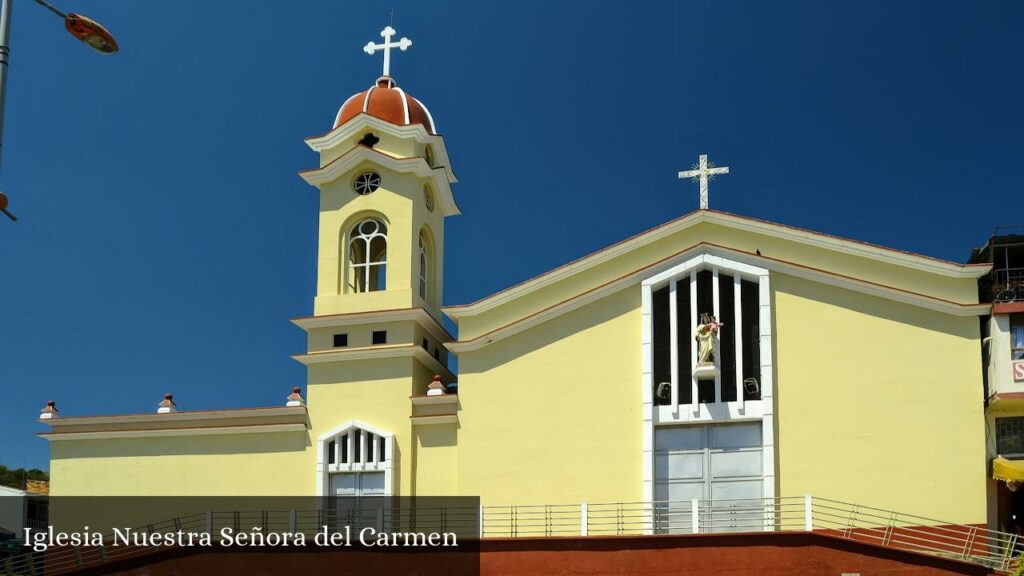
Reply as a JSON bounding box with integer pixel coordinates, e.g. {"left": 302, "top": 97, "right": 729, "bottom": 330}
{"left": 695, "top": 313, "right": 723, "bottom": 367}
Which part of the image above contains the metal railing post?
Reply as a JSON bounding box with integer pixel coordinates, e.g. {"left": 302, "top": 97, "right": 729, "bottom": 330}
{"left": 691, "top": 499, "right": 700, "bottom": 534}
{"left": 804, "top": 495, "right": 813, "bottom": 531}
{"left": 580, "top": 502, "right": 588, "bottom": 536}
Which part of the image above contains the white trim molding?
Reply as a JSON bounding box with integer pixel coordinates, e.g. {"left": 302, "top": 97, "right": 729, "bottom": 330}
{"left": 40, "top": 423, "right": 307, "bottom": 441}
{"left": 299, "top": 146, "right": 460, "bottom": 217}
{"left": 641, "top": 253, "right": 776, "bottom": 523}
{"left": 445, "top": 210, "right": 988, "bottom": 321}
{"left": 305, "top": 114, "right": 457, "bottom": 184}
{"left": 446, "top": 243, "right": 988, "bottom": 354}
{"left": 291, "top": 307, "right": 453, "bottom": 343}
{"left": 316, "top": 420, "right": 396, "bottom": 497}
{"left": 292, "top": 344, "right": 455, "bottom": 382}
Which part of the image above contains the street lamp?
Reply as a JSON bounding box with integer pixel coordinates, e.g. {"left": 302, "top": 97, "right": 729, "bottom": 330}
{"left": 0, "top": 0, "right": 119, "bottom": 222}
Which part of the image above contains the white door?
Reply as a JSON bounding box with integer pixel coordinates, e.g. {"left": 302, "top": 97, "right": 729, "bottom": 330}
{"left": 328, "top": 472, "right": 387, "bottom": 530}
{"left": 654, "top": 422, "right": 764, "bottom": 533}
{"left": 329, "top": 472, "right": 385, "bottom": 496}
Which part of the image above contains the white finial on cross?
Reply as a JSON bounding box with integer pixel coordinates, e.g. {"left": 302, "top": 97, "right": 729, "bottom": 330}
{"left": 363, "top": 26, "right": 412, "bottom": 78}
{"left": 678, "top": 154, "right": 730, "bottom": 210}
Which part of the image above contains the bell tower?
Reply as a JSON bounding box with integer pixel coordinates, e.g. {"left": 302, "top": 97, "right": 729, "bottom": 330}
{"left": 294, "top": 26, "right": 460, "bottom": 498}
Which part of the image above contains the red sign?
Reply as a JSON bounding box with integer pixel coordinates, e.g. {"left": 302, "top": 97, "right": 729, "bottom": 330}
{"left": 1015, "top": 361, "right": 1024, "bottom": 382}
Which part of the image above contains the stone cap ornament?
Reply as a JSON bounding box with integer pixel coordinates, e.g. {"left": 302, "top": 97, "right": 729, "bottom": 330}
{"left": 40, "top": 400, "right": 59, "bottom": 419}
{"left": 286, "top": 386, "right": 305, "bottom": 407}
{"left": 157, "top": 393, "right": 177, "bottom": 414}
{"left": 426, "top": 375, "right": 446, "bottom": 396}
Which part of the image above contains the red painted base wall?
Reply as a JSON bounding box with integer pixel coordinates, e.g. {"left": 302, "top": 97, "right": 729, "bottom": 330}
{"left": 72, "top": 532, "right": 995, "bottom": 576}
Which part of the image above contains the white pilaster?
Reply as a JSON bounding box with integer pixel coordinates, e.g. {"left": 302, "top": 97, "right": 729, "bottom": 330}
{"left": 669, "top": 280, "right": 679, "bottom": 409}
{"left": 758, "top": 274, "right": 776, "bottom": 500}
{"left": 734, "top": 274, "right": 744, "bottom": 407}
{"left": 690, "top": 270, "right": 698, "bottom": 415}
{"left": 712, "top": 268, "right": 721, "bottom": 403}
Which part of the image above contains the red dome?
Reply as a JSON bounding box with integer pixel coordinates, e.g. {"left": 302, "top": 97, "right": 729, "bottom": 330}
{"left": 334, "top": 77, "right": 436, "bottom": 134}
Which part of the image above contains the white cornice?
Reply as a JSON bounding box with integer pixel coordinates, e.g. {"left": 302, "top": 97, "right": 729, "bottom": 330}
{"left": 292, "top": 344, "right": 455, "bottom": 380}
{"left": 39, "top": 423, "right": 308, "bottom": 442}
{"left": 446, "top": 243, "right": 990, "bottom": 354}
{"left": 291, "top": 308, "right": 453, "bottom": 343}
{"left": 444, "top": 210, "right": 989, "bottom": 320}
{"left": 41, "top": 406, "right": 307, "bottom": 428}
{"left": 304, "top": 114, "right": 458, "bottom": 184}
{"left": 299, "top": 146, "right": 460, "bottom": 217}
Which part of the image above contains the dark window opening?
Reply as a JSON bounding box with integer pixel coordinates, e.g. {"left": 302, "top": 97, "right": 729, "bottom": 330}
{"left": 998, "top": 417, "right": 1024, "bottom": 456}
{"left": 741, "top": 279, "right": 762, "bottom": 401}
{"left": 422, "top": 338, "right": 429, "bottom": 350}
{"left": 1012, "top": 315, "right": 1024, "bottom": 360}
{"left": 367, "top": 433, "right": 375, "bottom": 462}
{"left": 340, "top": 434, "right": 349, "bottom": 464}
{"left": 354, "top": 432, "right": 362, "bottom": 463}
{"left": 358, "top": 133, "right": 380, "bottom": 148}
{"left": 433, "top": 348, "right": 440, "bottom": 360}
{"left": 328, "top": 440, "right": 336, "bottom": 464}
{"left": 697, "top": 379, "right": 715, "bottom": 403}
{"left": 372, "top": 330, "right": 387, "bottom": 345}
{"left": 333, "top": 333, "right": 348, "bottom": 347}
{"left": 719, "top": 274, "right": 737, "bottom": 402}
{"left": 652, "top": 286, "right": 671, "bottom": 406}
{"left": 676, "top": 280, "right": 692, "bottom": 404}
{"left": 378, "top": 436, "right": 386, "bottom": 460}
{"left": 696, "top": 270, "right": 714, "bottom": 318}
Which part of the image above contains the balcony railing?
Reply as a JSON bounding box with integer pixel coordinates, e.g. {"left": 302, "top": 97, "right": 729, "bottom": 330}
{"left": 2, "top": 496, "right": 1021, "bottom": 575}
{"left": 992, "top": 267, "right": 1024, "bottom": 302}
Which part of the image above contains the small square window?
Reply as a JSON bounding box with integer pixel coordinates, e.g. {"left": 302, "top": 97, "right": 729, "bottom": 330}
{"left": 372, "top": 330, "right": 387, "bottom": 345}
{"left": 333, "top": 333, "right": 348, "bottom": 347}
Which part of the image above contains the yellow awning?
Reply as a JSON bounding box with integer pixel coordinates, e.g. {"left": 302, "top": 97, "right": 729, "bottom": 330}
{"left": 993, "top": 457, "right": 1024, "bottom": 482}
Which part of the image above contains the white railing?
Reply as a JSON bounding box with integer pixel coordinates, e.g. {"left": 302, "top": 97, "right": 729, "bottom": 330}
{"left": 3, "top": 496, "right": 1022, "bottom": 575}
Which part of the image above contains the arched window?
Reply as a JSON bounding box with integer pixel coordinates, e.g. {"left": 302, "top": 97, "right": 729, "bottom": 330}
{"left": 318, "top": 421, "right": 395, "bottom": 497}
{"left": 348, "top": 219, "right": 387, "bottom": 293}
{"left": 418, "top": 231, "right": 430, "bottom": 301}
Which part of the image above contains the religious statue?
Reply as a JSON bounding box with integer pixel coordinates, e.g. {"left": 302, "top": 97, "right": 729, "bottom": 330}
{"left": 695, "top": 313, "right": 724, "bottom": 365}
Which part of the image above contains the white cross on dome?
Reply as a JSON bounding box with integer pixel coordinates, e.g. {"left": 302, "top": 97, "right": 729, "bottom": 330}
{"left": 363, "top": 26, "right": 412, "bottom": 78}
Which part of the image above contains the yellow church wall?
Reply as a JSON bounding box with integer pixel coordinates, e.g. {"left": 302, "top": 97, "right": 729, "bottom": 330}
{"left": 306, "top": 357, "right": 419, "bottom": 494}
{"left": 455, "top": 288, "right": 643, "bottom": 505}
{"left": 455, "top": 221, "right": 979, "bottom": 342}
{"left": 48, "top": 431, "right": 310, "bottom": 497}
{"left": 771, "top": 272, "right": 986, "bottom": 524}
{"left": 306, "top": 320, "right": 415, "bottom": 352}
{"left": 412, "top": 426, "right": 459, "bottom": 497}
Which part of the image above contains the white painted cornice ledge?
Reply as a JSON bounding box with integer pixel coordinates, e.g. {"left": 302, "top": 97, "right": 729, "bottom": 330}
{"left": 444, "top": 210, "right": 988, "bottom": 321}
{"left": 446, "top": 243, "right": 990, "bottom": 353}
{"left": 299, "top": 146, "right": 460, "bottom": 217}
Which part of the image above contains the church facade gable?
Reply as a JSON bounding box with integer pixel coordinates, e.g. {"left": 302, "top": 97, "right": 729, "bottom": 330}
{"left": 446, "top": 212, "right": 987, "bottom": 347}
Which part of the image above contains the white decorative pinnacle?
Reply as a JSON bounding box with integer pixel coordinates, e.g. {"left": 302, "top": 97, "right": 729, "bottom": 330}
{"left": 363, "top": 26, "right": 412, "bottom": 78}
{"left": 678, "top": 154, "right": 730, "bottom": 210}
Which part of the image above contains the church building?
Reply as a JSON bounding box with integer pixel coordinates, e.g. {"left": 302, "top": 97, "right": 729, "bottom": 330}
{"left": 38, "top": 26, "right": 1006, "bottom": 551}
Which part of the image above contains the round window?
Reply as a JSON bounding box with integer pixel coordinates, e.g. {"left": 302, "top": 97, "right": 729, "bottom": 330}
{"left": 353, "top": 171, "right": 382, "bottom": 195}
{"left": 423, "top": 185, "right": 435, "bottom": 212}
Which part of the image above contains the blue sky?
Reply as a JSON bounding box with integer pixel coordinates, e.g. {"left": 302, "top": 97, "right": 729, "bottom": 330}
{"left": 1, "top": 1, "right": 1021, "bottom": 471}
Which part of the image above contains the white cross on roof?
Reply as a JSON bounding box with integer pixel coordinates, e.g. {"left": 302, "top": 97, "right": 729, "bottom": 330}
{"left": 363, "top": 26, "right": 412, "bottom": 78}
{"left": 678, "top": 154, "right": 730, "bottom": 210}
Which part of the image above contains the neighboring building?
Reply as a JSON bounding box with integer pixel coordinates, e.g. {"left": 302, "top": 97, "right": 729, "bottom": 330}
{"left": 39, "top": 27, "right": 995, "bottom": 536}
{"left": 971, "top": 230, "right": 1024, "bottom": 533}
{"left": 0, "top": 485, "right": 48, "bottom": 544}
